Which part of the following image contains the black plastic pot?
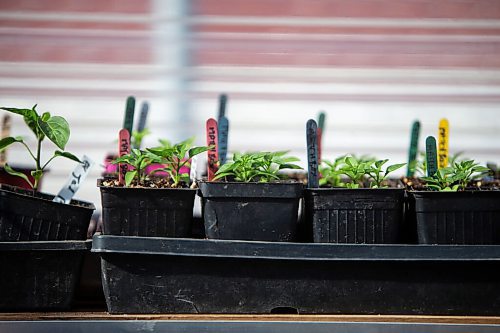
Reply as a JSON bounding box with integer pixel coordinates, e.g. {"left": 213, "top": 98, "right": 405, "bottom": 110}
{"left": 93, "top": 235, "right": 500, "bottom": 315}
{"left": 198, "top": 181, "right": 303, "bottom": 241}
{"left": 305, "top": 188, "right": 405, "bottom": 244}
{"left": 0, "top": 184, "right": 95, "bottom": 241}
{"left": 411, "top": 190, "right": 500, "bottom": 244}
{"left": 99, "top": 180, "right": 196, "bottom": 237}
{"left": 0, "top": 240, "right": 90, "bottom": 311}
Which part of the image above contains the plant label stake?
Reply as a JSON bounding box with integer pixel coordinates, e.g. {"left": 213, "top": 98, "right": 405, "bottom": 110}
{"left": 190, "top": 155, "right": 198, "bottom": 183}
{"left": 123, "top": 96, "right": 135, "bottom": 136}
{"left": 53, "top": 155, "right": 94, "bottom": 204}
{"left": 206, "top": 118, "right": 219, "bottom": 181}
{"left": 317, "top": 127, "right": 323, "bottom": 163}
{"left": 306, "top": 119, "right": 319, "bottom": 188}
{"left": 426, "top": 136, "right": 438, "bottom": 177}
{"left": 218, "top": 116, "right": 229, "bottom": 165}
{"left": 406, "top": 120, "right": 421, "bottom": 177}
{"left": 0, "top": 114, "right": 11, "bottom": 166}
{"left": 118, "top": 129, "right": 131, "bottom": 186}
{"left": 318, "top": 112, "right": 326, "bottom": 132}
{"left": 217, "top": 94, "right": 227, "bottom": 120}
{"left": 438, "top": 118, "right": 449, "bottom": 169}
{"left": 137, "top": 101, "right": 149, "bottom": 133}
{"left": 317, "top": 112, "right": 325, "bottom": 162}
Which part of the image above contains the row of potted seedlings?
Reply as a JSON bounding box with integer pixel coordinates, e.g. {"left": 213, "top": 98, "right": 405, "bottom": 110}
{"left": 1, "top": 100, "right": 500, "bottom": 314}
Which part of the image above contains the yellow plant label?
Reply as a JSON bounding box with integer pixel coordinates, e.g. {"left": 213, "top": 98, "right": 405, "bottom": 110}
{"left": 438, "top": 118, "right": 449, "bottom": 169}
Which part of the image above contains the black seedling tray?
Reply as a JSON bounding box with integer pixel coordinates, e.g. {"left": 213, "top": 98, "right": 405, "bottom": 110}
{"left": 93, "top": 235, "right": 500, "bottom": 315}
{"left": 0, "top": 240, "right": 91, "bottom": 311}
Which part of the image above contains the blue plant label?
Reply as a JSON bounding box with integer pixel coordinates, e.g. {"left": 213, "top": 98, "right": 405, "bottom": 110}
{"left": 306, "top": 119, "right": 319, "bottom": 188}
{"left": 218, "top": 116, "right": 229, "bottom": 165}
{"left": 406, "top": 120, "right": 421, "bottom": 177}
{"left": 136, "top": 101, "right": 149, "bottom": 133}
{"left": 217, "top": 94, "right": 227, "bottom": 120}
{"left": 426, "top": 136, "right": 438, "bottom": 177}
{"left": 123, "top": 96, "right": 135, "bottom": 136}
{"left": 53, "top": 155, "right": 94, "bottom": 204}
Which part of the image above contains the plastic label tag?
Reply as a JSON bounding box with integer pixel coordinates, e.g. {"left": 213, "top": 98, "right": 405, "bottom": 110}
{"left": 206, "top": 118, "right": 219, "bottom": 181}
{"left": 438, "top": 118, "right": 449, "bottom": 169}
{"left": 217, "top": 94, "right": 227, "bottom": 120}
{"left": 53, "top": 155, "right": 94, "bottom": 204}
{"left": 426, "top": 136, "right": 438, "bottom": 177}
{"left": 118, "top": 129, "right": 131, "bottom": 186}
{"left": 218, "top": 116, "right": 229, "bottom": 165}
{"left": 306, "top": 119, "right": 319, "bottom": 188}
{"left": 406, "top": 120, "right": 421, "bottom": 177}
{"left": 0, "top": 114, "right": 11, "bottom": 166}
{"left": 123, "top": 96, "right": 135, "bottom": 136}
{"left": 190, "top": 155, "right": 198, "bottom": 182}
{"left": 136, "top": 101, "right": 149, "bottom": 133}
{"left": 317, "top": 127, "right": 322, "bottom": 163}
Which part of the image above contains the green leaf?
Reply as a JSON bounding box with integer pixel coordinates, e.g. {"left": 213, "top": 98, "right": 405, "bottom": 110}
{"left": 125, "top": 170, "right": 137, "bottom": 186}
{"left": 188, "top": 146, "right": 210, "bottom": 158}
{"left": 375, "top": 159, "right": 388, "bottom": 169}
{"left": 386, "top": 163, "right": 406, "bottom": 173}
{"left": 0, "top": 136, "right": 22, "bottom": 151}
{"left": 3, "top": 164, "right": 34, "bottom": 188}
{"left": 0, "top": 107, "right": 34, "bottom": 117}
{"left": 38, "top": 116, "right": 70, "bottom": 150}
{"left": 54, "top": 150, "right": 81, "bottom": 163}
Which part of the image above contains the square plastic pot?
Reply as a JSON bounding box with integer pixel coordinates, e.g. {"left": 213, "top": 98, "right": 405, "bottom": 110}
{"left": 0, "top": 240, "right": 90, "bottom": 311}
{"left": 198, "top": 181, "right": 303, "bottom": 242}
{"left": 305, "top": 188, "right": 405, "bottom": 244}
{"left": 0, "top": 184, "right": 95, "bottom": 241}
{"left": 98, "top": 180, "right": 196, "bottom": 237}
{"left": 410, "top": 190, "right": 500, "bottom": 244}
{"left": 92, "top": 235, "right": 500, "bottom": 315}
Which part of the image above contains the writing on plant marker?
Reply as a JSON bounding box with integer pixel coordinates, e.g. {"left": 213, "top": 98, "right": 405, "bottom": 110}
{"left": 118, "top": 129, "right": 131, "bottom": 186}
{"left": 306, "top": 119, "right": 319, "bottom": 188}
{"left": 425, "top": 136, "right": 438, "bottom": 177}
{"left": 53, "top": 155, "right": 94, "bottom": 204}
{"left": 123, "top": 96, "right": 135, "bottom": 136}
{"left": 407, "top": 120, "right": 420, "bottom": 177}
{"left": 438, "top": 118, "right": 449, "bottom": 169}
{"left": 218, "top": 116, "right": 229, "bottom": 165}
{"left": 206, "top": 118, "right": 219, "bottom": 181}
{"left": 0, "top": 114, "right": 11, "bottom": 166}
{"left": 218, "top": 94, "right": 227, "bottom": 120}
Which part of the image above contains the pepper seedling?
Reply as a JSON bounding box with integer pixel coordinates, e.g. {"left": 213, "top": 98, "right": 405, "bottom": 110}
{"left": 0, "top": 105, "right": 81, "bottom": 191}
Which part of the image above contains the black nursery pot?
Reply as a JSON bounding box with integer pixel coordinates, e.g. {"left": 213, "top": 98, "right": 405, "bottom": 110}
{"left": 0, "top": 240, "right": 90, "bottom": 311}
{"left": 198, "top": 181, "right": 303, "bottom": 242}
{"left": 98, "top": 180, "right": 196, "bottom": 237}
{"left": 410, "top": 190, "right": 500, "bottom": 245}
{"left": 0, "top": 184, "right": 95, "bottom": 241}
{"left": 305, "top": 188, "right": 405, "bottom": 244}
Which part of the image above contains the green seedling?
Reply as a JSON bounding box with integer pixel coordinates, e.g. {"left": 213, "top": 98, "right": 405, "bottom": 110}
{"left": 131, "top": 128, "right": 151, "bottom": 149}
{"left": 421, "top": 160, "right": 490, "bottom": 191}
{"left": 147, "top": 139, "right": 210, "bottom": 187}
{"left": 0, "top": 105, "right": 80, "bottom": 190}
{"left": 365, "top": 159, "right": 406, "bottom": 188}
{"left": 112, "top": 149, "right": 160, "bottom": 186}
{"left": 319, "top": 155, "right": 347, "bottom": 187}
{"left": 214, "top": 151, "right": 302, "bottom": 182}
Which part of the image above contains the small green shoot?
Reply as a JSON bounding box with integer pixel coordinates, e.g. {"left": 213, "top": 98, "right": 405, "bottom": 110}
{"left": 421, "top": 160, "right": 490, "bottom": 191}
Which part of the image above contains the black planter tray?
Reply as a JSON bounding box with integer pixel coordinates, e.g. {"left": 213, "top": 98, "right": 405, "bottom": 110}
{"left": 92, "top": 235, "right": 500, "bottom": 315}
{"left": 0, "top": 240, "right": 91, "bottom": 311}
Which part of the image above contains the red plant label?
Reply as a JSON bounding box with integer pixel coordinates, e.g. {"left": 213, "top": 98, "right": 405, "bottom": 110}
{"left": 118, "top": 129, "right": 131, "bottom": 186}
{"left": 206, "top": 118, "right": 219, "bottom": 181}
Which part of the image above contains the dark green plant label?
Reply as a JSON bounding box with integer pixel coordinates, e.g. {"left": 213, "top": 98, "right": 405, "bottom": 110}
{"left": 136, "top": 101, "right": 149, "bottom": 133}
{"left": 306, "top": 119, "right": 319, "bottom": 188}
{"left": 123, "top": 96, "right": 135, "bottom": 136}
{"left": 218, "top": 94, "right": 227, "bottom": 120}
{"left": 406, "top": 120, "right": 420, "bottom": 177}
{"left": 118, "top": 129, "right": 131, "bottom": 186}
{"left": 426, "top": 136, "right": 438, "bottom": 177}
{"left": 218, "top": 116, "right": 229, "bottom": 165}
{"left": 318, "top": 112, "right": 326, "bottom": 132}
{"left": 206, "top": 118, "right": 219, "bottom": 181}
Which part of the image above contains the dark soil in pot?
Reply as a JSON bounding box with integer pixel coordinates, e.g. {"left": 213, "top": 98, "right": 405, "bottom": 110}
{"left": 198, "top": 181, "right": 303, "bottom": 242}
{"left": 0, "top": 184, "right": 95, "bottom": 241}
